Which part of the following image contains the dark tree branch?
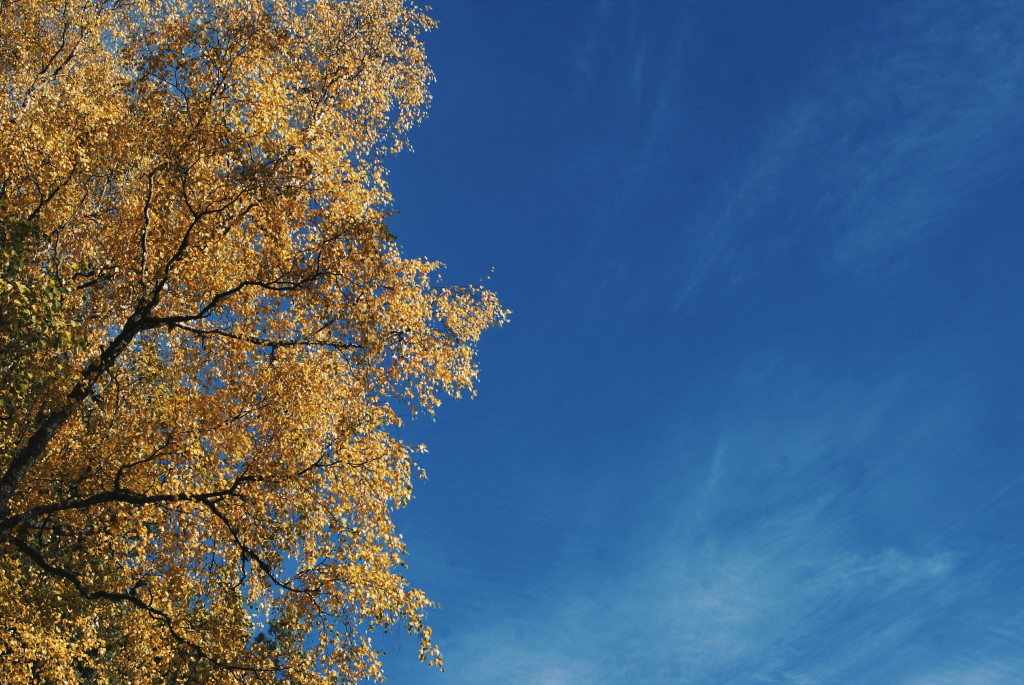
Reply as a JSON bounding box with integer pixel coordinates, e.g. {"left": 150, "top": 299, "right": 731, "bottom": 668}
{"left": 6, "top": 535, "right": 280, "bottom": 676}
{"left": 0, "top": 474, "right": 258, "bottom": 534}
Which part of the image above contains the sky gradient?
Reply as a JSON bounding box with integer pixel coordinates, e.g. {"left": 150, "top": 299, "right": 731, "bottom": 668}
{"left": 378, "top": 2, "right": 1024, "bottom": 683}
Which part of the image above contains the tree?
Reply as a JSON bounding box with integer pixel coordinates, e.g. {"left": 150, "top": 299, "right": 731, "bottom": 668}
{"left": 0, "top": 0, "right": 506, "bottom": 682}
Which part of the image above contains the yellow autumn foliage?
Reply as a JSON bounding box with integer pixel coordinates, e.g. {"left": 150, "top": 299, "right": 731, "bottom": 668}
{"left": 0, "top": 0, "right": 506, "bottom": 682}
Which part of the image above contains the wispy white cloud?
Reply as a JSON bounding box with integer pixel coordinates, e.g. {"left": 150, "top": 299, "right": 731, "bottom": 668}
{"left": 818, "top": 3, "right": 1024, "bottom": 262}
{"left": 897, "top": 652, "right": 1024, "bottom": 685}
{"left": 570, "top": 0, "right": 616, "bottom": 97}
{"left": 425, "top": 354, "right": 1013, "bottom": 684}
{"left": 671, "top": 2, "right": 1024, "bottom": 308}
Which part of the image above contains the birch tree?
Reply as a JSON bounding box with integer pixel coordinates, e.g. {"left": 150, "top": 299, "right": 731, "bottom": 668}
{"left": 0, "top": 0, "right": 506, "bottom": 681}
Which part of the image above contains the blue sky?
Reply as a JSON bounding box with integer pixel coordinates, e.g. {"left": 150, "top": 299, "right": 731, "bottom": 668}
{"left": 379, "top": 2, "right": 1024, "bottom": 683}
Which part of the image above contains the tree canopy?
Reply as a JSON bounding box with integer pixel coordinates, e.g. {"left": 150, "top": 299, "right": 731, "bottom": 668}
{"left": 0, "top": 0, "right": 506, "bottom": 681}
